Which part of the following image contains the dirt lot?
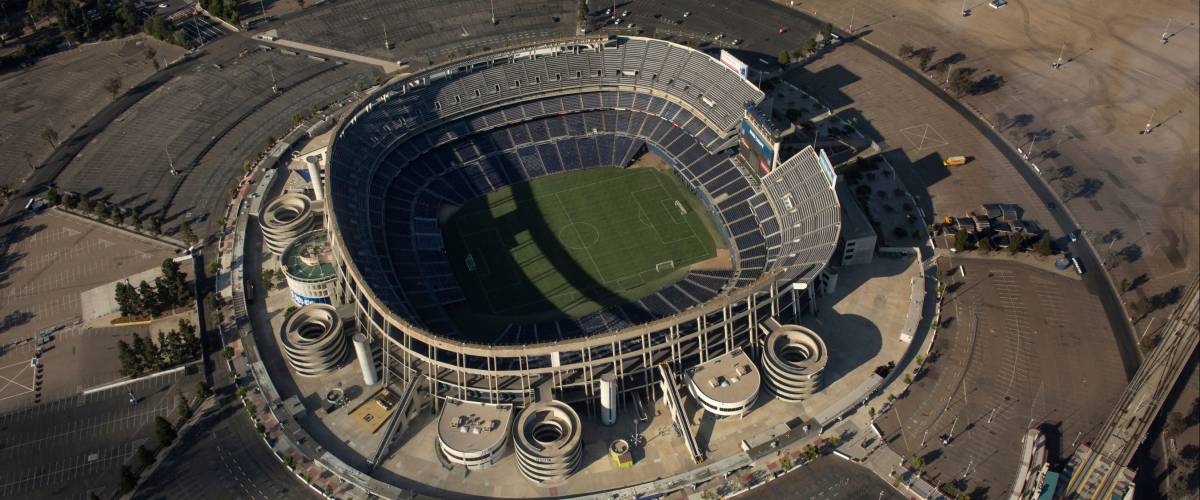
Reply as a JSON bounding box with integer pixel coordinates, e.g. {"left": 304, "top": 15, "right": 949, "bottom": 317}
{"left": 791, "top": 0, "right": 1199, "bottom": 322}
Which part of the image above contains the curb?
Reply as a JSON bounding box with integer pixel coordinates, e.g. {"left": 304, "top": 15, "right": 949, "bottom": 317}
{"left": 52, "top": 206, "right": 187, "bottom": 250}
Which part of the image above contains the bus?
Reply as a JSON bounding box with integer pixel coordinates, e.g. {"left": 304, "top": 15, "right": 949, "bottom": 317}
{"left": 1071, "top": 256, "right": 1086, "bottom": 275}
{"left": 943, "top": 156, "right": 968, "bottom": 167}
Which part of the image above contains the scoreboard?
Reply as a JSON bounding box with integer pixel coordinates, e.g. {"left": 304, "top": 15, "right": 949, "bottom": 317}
{"left": 738, "top": 105, "right": 781, "bottom": 177}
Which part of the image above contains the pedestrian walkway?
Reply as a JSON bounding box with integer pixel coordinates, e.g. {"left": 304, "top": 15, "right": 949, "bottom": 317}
{"left": 254, "top": 30, "right": 409, "bottom": 73}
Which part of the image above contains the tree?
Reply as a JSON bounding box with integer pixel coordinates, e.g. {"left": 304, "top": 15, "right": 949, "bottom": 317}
{"left": 978, "top": 236, "right": 994, "bottom": 252}
{"left": 160, "top": 259, "right": 192, "bottom": 306}
{"left": 138, "top": 280, "right": 158, "bottom": 316}
{"left": 130, "top": 334, "right": 150, "bottom": 373}
{"left": 177, "top": 392, "right": 193, "bottom": 420}
{"left": 910, "top": 454, "right": 925, "bottom": 471}
{"left": 868, "top": 407, "right": 876, "bottom": 418}
{"left": 903, "top": 373, "right": 913, "bottom": 384}
{"left": 117, "top": 339, "right": 140, "bottom": 376}
{"left": 40, "top": 126, "right": 60, "bottom": 147}
{"left": 262, "top": 269, "right": 275, "bottom": 291}
{"left": 104, "top": 76, "right": 121, "bottom": 100}
{"left": 159, "top": 330, "right": 179, "bottom": 365}
{"left": 196, "top": 382, "right": 213, "bottom": 399}
{"left": 43, "top": 186, "right": 60, "bottom": 206}
{"left": 1163, "top": 411, "right": 1187, "bottom": 438}
{"left": 178, "top": 221, "right": 197, "bottom": 245}
{"left": 777, "top": 50, "right": 791, "bottom": 65}
{"left": 917, "top": 49, "right": 934, "bottom": 71}
{"left": 949, "top": 68, "right": 974, "bottom": 97}
{"left": 222, "top": 346, "right": 235, "bottom": 360}
{"left": 145, "top": 47, "right": 159, "bottom": 70}
{"left": 154, "top": 416, "right": 176, "bottom": 447}
{"left": 115, "top": 282, "right": 141, "bottom": 317}
{"left": 137, "top": 444, "right": 155, "bottom": 468}
{"left": 821, "top": 22, "right": 833, "bottom": 42}
{"left": 1008, "top": 232, "right": 1025, "bottom": 254}
{"left": 803, "top": 38, "right": 817, "bottom": 57}
{"left": 993, "top": 111, "right": 1011, "bottom": 131}
{"left": 149, "top": 216, "right": 162, "bottom": 235}
{"left": 119, "top": 465, "right": 138, "bottom": 493}
{"left": 898, "top": 43, "right": 914, "bottom": 58}
{"left": 178, "top": 319, "right": 200, "bottom": 359}
{"left": 1034, "top": 235, "right": 1053, "bottom": 256}
{"left": 803, "top": 444, "right": 819, "bottom": 461}
{"left": 138, "top": 332, "right": 162, "bottom": 371}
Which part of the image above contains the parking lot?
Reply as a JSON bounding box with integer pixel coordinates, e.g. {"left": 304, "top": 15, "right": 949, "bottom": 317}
{"left": 746, "top": 455, "right": 905, "bottom": 500}
{"left": 275, "top": 0, "right": 575, "bottom": 65}
{"left": 0, "top": 35, "right": 186, "bottom": 191}
{"left": 876, "top": 257, "right": 1128, "bottom": 497}
{"left": 0, "top": 361, "right": 191, "bottom": 499}
{"left": 55, "top": 40, "right": 377, "bottom": 241}
{"left": 0, "top": 210, "right": 179, "bottom": 351}
{"left": 177, "top": 14, "right": 228, "bottom": 48}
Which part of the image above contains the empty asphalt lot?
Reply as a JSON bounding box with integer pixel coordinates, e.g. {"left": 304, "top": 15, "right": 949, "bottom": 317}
{"left": 877, "top": 257, "right": 1128, "bottom": 498}
{"left": 0, "top": 210, "right": 178, "bottom": 350}
{"left": 53, "top": 36, "right": 377, "bottom": 243}
{"left": 746, "top": 455, "right": 906, "bottom": 500}
{"left": 0, "top": 366, "right": 191, "bottom": 499}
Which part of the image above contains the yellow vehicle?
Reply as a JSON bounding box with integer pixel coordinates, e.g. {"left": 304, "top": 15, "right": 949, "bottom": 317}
{"left": 943, "top": 156, "right": 967, "bottom": 166}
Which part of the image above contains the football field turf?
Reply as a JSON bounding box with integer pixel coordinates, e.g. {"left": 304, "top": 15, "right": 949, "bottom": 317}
{"left": 443, "top": 167, "right": 721, "bottom": 320}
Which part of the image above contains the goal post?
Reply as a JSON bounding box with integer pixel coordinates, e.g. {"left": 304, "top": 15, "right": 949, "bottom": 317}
{"left": 655, "top": 260, "right": 675, "bottom": 273}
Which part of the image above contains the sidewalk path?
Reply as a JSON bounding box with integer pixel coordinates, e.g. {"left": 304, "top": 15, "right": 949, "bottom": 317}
{"left": 255, "top": 31, "right": 408, "bottom": 73}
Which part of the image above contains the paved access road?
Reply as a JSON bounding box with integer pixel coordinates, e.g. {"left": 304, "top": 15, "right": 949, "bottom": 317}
{"left": 745, "top": 456, "right": 906, "bottom": 500}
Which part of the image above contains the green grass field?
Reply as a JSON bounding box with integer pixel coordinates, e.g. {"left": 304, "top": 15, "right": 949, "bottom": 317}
{"left": 442, "top": 167, "right": 721, "bottom": 323}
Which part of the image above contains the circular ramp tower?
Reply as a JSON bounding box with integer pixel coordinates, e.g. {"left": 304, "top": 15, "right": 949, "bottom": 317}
{"left": 280, "top": 303, "right": 349, "bottom": 377}
{"left": 260, "top": 193, "right": 316, "bottom": 255}
{"left": 513, "top": 400, "right": 583, "bottom": 485}
{"left": 761, "top": 323, "right": 828, "bottom": 402}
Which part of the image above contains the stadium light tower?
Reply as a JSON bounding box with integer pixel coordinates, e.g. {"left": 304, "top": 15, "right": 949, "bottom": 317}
{"left": 383, "top": 20, "right": 392, "bottom": 50}
{"left": 165, "top": 146, "right": 179, "bottom": 176}
{"left": 1161, "top": 18, "right": 1171, "bottom": 44}
{"left": 1052, "top": 43, "right": 1065, "bottom": 70}
{"left": 490, "top": 0, "right": 496, "bottom": 25}
{"left": 1142, "top": 108, "right": 1156, "bottom": 134}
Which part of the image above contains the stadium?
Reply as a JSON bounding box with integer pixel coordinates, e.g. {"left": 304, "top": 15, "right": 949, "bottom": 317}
{"left": 324, "top": 35, "right": 843, "bottom": 413}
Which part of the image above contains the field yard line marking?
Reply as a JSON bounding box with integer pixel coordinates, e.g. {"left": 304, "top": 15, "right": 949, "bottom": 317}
{"left": 554, "top": 193, "right": 606, "bottom": 282}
